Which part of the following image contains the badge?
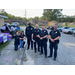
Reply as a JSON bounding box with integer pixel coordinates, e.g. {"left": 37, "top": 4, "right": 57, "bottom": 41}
{"left": 44, "top": 31, "right": 46, "bottom": 32}
{"left": 38, "top": 30, "right": 39, "bottom": 32}
{"left": 31, "top": 28, "right": 32, "bottom": 30}
{"left": 35, "top": 30, "right": 36, "bottom": 32}
{"left": 55, "top": 32, "right": 57, "bottom": 33}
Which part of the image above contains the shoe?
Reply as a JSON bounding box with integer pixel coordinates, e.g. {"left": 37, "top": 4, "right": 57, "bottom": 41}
{"left": 38, "top": 50, "right": 41, "bottom": 52}
{"left": 39, "top": 53, "right": 43, "bottom": 55}
{"left": 31, "top": 48, "right": 33, "bottom": 50}
{"left": 54, "top": 58, "right": 56, "bottom": 61}
{"left": 35, "top": 51, "right": 37, "bottom": 53}
{"left": 20, "top": 48, "right": 22, "bottom": 50}
{"left": 27, "top": 48, "right": 29, "bottom": 50}
{"left": 22, "top": 48, "right": 23, "bottom": 50}
{"left": 48, "top": 55, "right": 52, "bottom": 58}
{"left": 45, "top": 56, "right": 47, "bottom": 58}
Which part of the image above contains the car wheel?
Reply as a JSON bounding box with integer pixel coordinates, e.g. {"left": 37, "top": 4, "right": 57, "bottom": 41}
{"left": 59, "top": 29, "right": 62, "bottom": 32}
{"left": 68, "top": 31, "right": 71, "bottom": 34}
{"left": 73, "top": 33, "right": 75, "bottom": 37}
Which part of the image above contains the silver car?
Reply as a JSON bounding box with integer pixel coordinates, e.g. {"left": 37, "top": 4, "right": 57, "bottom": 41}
{"left": 11, "top": 22, "right": 19, "bottom": 27}
{"left": 72, "top": 28, "right": 75, "bottom": 37}
{"left": 62, "top": 27, "right": 70, "bottom": 33}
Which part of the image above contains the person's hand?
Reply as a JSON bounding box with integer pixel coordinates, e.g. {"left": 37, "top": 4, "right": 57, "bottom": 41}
{"left": 20, "top": 38, "right": 22, "bottom": 40}
{"left": 40, "top": 37, "right": 43, "bottom": 40}
{"left": 51, "top": 39, "right": 55, "bottom": 42}
{"left": 36, "top": 35, "right": 39, "bottom": 37}
{"left": 32, "top": 39, "right": 33, "bottom": 41}
{"left": 4, "top": 33, "right": 7, "bottom": 35}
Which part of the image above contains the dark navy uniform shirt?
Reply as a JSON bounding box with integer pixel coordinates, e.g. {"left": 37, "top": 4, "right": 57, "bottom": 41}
{"left": 32, "top": 28, "right": 41, "bottom": 41}
{"left": 49, "top": 30, "right": 60, "bottom": 43}
{"left": 25, "top": 26, "right": 34, "bottom": 38}
{"left": 40, "top": 29, "right": 48, "bottom": 41}
{"left": 19, "top": 34, "right": 25, "bottom": 41}
{"left": 13, "top": 35, "right": 20, "bottom": 44}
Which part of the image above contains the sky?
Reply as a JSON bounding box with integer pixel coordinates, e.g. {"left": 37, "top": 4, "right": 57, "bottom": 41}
{"left": 5, "top": 9, "right": 75, "bottom": 18}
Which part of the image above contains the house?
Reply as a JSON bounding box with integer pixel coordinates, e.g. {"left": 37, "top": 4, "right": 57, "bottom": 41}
{"left": 0, "top": 15, "right": 8, "bottom": 28}
{"left": 31, "top": 19, "right": 48, "bottom": 26}
{"left": 48, "top": 20, "right": 57, "bottom": 26}
{"left": 4, "top": 20, "right": 27, "bottom": 25}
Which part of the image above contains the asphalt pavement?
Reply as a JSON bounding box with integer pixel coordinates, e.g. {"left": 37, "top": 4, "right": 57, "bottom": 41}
{"left": 21, "top": 27, "right": 75, "bottom": 65}
{"left": 0, "top": 27, "right": 75, "bottom": 65}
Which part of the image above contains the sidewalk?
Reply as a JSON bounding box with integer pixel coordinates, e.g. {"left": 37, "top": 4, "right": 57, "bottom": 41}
{"left": 0, "top": 39, "right": 21, "bottom": 65}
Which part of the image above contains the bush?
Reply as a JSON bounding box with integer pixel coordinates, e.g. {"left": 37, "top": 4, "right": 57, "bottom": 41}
{"left": 65, "top": 22, "right": 68, "bottom": 27}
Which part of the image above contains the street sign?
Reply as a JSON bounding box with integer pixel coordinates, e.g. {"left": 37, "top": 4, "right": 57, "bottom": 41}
{"left": 3, "top": 35, "right": 7, "bottom": 43}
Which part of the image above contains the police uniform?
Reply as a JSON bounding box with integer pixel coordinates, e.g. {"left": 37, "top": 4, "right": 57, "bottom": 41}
{"left": 49, "top": 29, "right": 60, "bottom": 60}
{"left": 32, "top": 28, "right": 41, "bottom": 52}
{"left": 39, "top": 29, "right": 48, "bottom": 58}
{"left": 25, "top": 26, "right": 34, "bottom": 50}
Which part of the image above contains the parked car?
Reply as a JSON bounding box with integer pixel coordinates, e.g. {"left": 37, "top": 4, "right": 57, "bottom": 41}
{"left": 57, "top": 27, "right": 63, "bottom": 32}
{"left": 4, "top": 23, "right": 10, "bottom": 27}
{"left": 62, "top": 27, "right": 70, "bottom": 33}
{"left": 50, "top": 26, "right": 54, "bottom": 30}
{"left": 63, "top": 28, "right": 75, "bottom": 34}
{"left": 72, "top": 28, "right": 75, "bottom": 37}
{"left": 11, "top": 22, "right": 19, "bottom": 27}
{"left": 46, "top": 27, "right": 50, "bottom": 29}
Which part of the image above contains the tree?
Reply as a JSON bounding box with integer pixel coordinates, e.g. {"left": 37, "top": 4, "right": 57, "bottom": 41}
{"left": 34, "top": 16, "right": 39, "bottom": 20}
{"left": 43, "top": 9, "right": 63, "bottom": 21}
{"left": 65, "top": 22, "right": 68, "bottom": 27}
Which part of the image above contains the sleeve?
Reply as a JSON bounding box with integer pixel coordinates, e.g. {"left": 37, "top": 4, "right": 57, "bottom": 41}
{"left": 49, "top": 31, "right": 52, "bottom": 35}
{"left": 12, "top": 35, "right": 15, "bottom": 38}
{"left": 45, "top": 30, "right": 48, "bottom": 35}
{"left": 32, "top": 28, "right": 34, "bottom": 34}
{"left": 25, "top": 27, "right": 27, "bottom": 36}
{"left": 38, "top": 29, "right": 41, "bottom": 35}
{"left": 57, "top": 30, "right": 61, "bottom": 37}
{"left": 32, "top": 27, "right": 34, "bottom": 34}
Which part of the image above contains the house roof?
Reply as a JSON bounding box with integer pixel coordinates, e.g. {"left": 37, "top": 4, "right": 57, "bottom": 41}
{"left": 32, "top": 19, "right": 48, "bottom": 22}
{"left": 0, "top": 15, "right": 8, "bottom": 18}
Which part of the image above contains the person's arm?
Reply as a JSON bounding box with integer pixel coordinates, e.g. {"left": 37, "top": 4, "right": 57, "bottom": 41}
{"left": 25, "top": 27, "right": 27, "bottom": 37}
{"left": 54, "top": 30, "right": 60, "bottom": 41}
{"left": 43, "top": 31, "right": 48, "bottom": 39}
{"left": 4, "top": 33, "right": 12, "bottom": 37}
{"left": 48, "top": 31, "right": 55, "bottom": 42}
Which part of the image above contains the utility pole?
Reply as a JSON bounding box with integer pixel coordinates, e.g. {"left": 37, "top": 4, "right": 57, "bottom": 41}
{"left": 25, "top": 9, "right": 27, "bottom": 26}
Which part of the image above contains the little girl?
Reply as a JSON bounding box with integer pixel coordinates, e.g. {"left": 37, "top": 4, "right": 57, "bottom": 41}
{"left": 19, "top": 31, "right": 26, "bottom": 50}
{"left": 4, "top": 31, "right": 20, "bottom": 51}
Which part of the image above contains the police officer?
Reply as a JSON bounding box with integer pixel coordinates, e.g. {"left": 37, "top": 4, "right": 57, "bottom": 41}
{"left": 38, "top": 26, "right": 48, "bottom": 58}
{"left": 25, "top": 22, "right": 34, "bottom": 50}
{"left": 32, "top": 24, "right": 41, "bottom": 53}
{"left": 48, "top": 25, "right": 60, "bottom": 61}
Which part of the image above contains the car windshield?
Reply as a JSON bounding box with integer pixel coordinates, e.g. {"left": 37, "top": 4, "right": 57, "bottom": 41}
{"left": 69, "top": 28, "right": 73, "bottom": 30}
{"left": 64, "top": 27, "right": 69, "bottom": 29}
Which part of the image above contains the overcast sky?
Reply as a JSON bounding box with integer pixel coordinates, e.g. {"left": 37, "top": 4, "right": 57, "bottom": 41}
{"left": 5, "top": 9, "right": 75, "bottom": 18}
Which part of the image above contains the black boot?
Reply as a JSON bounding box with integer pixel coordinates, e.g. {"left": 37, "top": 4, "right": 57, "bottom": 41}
{"left": 45, "top": 56, "right": 47, "bottom": 58}
{"left": 39, "top": 53, "right": 43, "bottom": 55}
{"left": 48, "top": 55, "right": 52, "bottom": 58}
{"left": 54, "top": 58, "right": 56, "bottom": 61}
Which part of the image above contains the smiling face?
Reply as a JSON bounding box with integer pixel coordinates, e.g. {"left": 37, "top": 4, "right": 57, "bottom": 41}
{"left": 54, "top": 25, "right": 57, "bottom": 30}
{"left": 16, "top": 32, "right": 19, "bottom": 36}
{"left": 42, "top": 26, "right": 45, "bottom": 30}
{"left": 36, "top": 24, "right": 39, "bottom": 29}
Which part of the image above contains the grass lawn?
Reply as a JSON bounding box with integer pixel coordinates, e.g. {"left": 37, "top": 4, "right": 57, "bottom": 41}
{"left": 67, "top": 25, "right": 75, "bottom": 28}
{"left": 20, "top": 29, "right": 23, "bottom": 32}
{"left": 0, "top": 41, "right": 9, "bottom": 51}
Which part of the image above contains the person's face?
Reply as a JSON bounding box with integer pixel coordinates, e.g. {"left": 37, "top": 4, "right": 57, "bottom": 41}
{"left": 16, "top": 32, "right": 19, "bottom": 36}
{"left": 42, "top": 26, "right": 45, "bottom": 30}
{"left": 54, "top": 25, "right": 57, "bottom": 30}
{"left": 36, "top": 25, "right": 38, "bottom": 29}
{"left": 22, "top": 32, "right": 24, "bottom": 35}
